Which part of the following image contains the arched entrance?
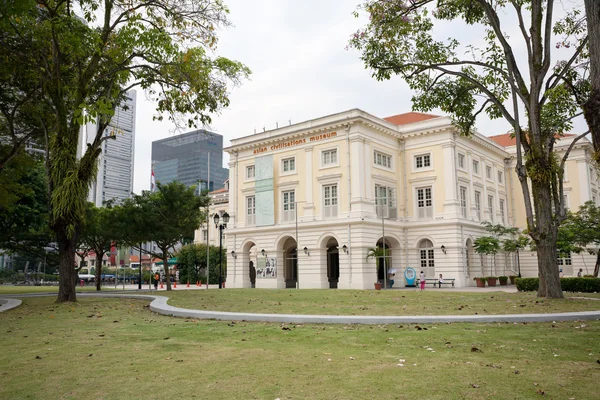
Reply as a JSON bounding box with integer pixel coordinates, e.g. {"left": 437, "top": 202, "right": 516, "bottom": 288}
{"left": 282, "top": 237, "right": 298, "bottom": 288}
{"left": 326, "top": 237, "right": 340, "bottom": 289}
{"left": 241, "top": 241, "right": 258, "bottom": 289}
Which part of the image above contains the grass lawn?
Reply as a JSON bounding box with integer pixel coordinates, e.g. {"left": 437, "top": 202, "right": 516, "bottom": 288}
{"left": 163, "top": 289, "right": 600, "bottom": 316}
{"left": 0, "top": 296, "right": 598, "bottom": 399}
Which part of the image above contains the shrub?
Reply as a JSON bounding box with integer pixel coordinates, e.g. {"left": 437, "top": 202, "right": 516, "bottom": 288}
{"left": 516, "top": 277, "right": 600, "bottom": 292}
{"left": 515, "top": 278, "right": 539, "bottom": 292}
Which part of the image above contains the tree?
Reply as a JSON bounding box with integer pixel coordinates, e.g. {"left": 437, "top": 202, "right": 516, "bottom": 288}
{"left": 0, "top": 1, "right": 249, "bottom": 302}
{"left": 351, "top": 0, "right": 590, "bottom": 298}
{"left": 79, "top": 202, "right": 117, "bottom": 290}
{"left": 583, "top": 0, "right": 600, "bottom": 161}
{"left": 473, "top": 236, "right": 500, "bottom": 277}
{"left": 480, "top": 222, "right": 529, "bottom": 277}
{"left": 562, "top": 201, "right": 600, "bottom": 277}
{"left": 177, "top": 243, "right": 224, "bottom": 285}
{"left": 115, "top": 182, "right": 208, "bottom": 291}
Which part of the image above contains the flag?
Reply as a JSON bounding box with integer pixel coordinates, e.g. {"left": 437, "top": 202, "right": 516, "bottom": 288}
{"left": 151, "top": 169, "right": 156, "bottom": 192}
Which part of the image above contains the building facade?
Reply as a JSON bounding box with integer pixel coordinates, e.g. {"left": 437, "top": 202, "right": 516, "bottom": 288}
{"left": 205, "top": 109, "right": 598, "bottom": 289}
{"left": 87, "top": 90, "right": 137, "bottom": 206}
{"left": 151, "top": 130, "right": 228, "bottom": 193}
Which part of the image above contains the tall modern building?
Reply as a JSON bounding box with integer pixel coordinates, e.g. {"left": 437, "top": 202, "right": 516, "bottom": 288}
{"left": 151, "top": 130, "right": 228, "bottom": 193}
{"left": 87, "top": 90, "right": 137, "bottom": 206}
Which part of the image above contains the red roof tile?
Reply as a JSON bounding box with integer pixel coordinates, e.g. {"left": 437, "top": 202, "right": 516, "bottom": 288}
{"left": 383, "top": 112, "right": 440, "bottom": 125}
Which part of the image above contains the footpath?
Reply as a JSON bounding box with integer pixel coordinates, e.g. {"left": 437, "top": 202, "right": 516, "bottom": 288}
{"left": 2, "top": 287, "right": 600, "bottom": 324}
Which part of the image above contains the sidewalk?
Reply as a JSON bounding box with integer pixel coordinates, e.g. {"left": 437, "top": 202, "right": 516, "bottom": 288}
{"left": 2, "top": 288, "right": 599, "bottom": 324}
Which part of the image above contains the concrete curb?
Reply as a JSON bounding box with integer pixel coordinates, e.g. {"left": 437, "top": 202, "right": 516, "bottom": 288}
{"left": 2, "top": 292, "right": 600, "bottom": 324}
{"left": 0, "top": 297, "right": 22, "bottom": 312}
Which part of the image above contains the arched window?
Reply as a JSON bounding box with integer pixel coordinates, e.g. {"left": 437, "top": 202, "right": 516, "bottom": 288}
{"left": 419, "top": 239, "right": 435, "bottom": 270}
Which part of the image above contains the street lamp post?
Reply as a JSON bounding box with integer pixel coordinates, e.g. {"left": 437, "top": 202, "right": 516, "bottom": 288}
{"left": 214, "top": 211, "right": 230, "bottom": 289}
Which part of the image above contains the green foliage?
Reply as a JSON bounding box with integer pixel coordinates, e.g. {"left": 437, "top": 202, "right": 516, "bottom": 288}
{"left": 177, "top": 243, "right": 225, "bottom": 285}
{"left": 473, "top": 236, "right": 500, "bottom": 255}
{"left": 517, "top": 277, "right": 600, "bottom": 293}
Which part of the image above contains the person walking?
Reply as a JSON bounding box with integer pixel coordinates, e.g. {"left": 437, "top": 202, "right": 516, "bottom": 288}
{"left": 577, "top": 268, "right": 583, "bottom": 277}
{"left": 154, "top": 272, "right": 159, "bottom": 290}
{"left": 419, "top": 270, "right": 426, "bottom": 291}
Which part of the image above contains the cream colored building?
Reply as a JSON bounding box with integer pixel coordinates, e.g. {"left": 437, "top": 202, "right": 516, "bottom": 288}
{"left": 194, "top": 109, "right": 599, "bottom": 289}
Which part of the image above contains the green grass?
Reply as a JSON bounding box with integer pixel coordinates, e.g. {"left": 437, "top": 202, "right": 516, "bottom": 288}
{"left": 1, "top": 296, "right": 599, "bottom": 399}
{"left": 163, "top": 289, "right": 600, "bottom": 316}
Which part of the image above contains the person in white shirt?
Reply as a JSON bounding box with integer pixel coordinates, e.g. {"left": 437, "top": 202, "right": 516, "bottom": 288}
{"left": 419, "top": 271, "right": 426, "bottom": 290}
{"left": 438, "top": 274, "right": 444, "bottom": 288}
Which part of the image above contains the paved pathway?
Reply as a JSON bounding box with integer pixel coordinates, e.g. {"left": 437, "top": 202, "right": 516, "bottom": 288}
{"left": 2, "top": 289, "right": 600, "bottom": 324}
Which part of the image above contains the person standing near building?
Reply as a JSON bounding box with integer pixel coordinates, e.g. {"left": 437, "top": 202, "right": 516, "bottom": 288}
{"left": 154, "top": 272, "right": 159, "bottom": 290}
{"left": 419, "top": 271, "right": 426, "bottom": 291}
{"left": 577, "top": 268, "right": 583, "bottom": 277}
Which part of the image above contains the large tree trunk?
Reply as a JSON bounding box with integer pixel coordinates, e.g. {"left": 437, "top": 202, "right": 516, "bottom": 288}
{"left": 95, "top": 252, "right": 105, "bottom": 291}
{"left": 584, "top": 0, "right": 600, "bottom": 159}
{"left": 163, "top": 249, "right": 171, "bottom": 291}
{"left": 56, "top": 230, "right": 78, "bottom": 302}
{"left": 531, "top": 182, "right": 564, "bottom": 298}
{"left": 594, "top": 252, "right": 600, "bottom": 278}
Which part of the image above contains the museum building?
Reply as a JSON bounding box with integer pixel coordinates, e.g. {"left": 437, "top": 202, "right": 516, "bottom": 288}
{"left": 197, "top": 109, "right": 599, "bottom": 289}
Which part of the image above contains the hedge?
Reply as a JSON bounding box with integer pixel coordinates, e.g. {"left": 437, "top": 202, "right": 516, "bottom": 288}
{"left": 516, "top": 277, "right": 600, "bottom": 293}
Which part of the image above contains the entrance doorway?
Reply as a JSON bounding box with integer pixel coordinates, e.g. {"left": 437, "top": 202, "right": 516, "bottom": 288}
{"left": 326, "top": 238, "right": 340, "bottom": 289}
{"left": 283, "top": 237, "right": 298, "bottom": 288}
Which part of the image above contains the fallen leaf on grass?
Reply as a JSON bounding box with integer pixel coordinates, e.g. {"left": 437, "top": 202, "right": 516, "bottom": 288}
{"left": 470, "top": 383, "right": 479, "bottom": 388}
{"left": 537, "top": 389, "right": 545, "bottom": 396}
{"left": 471, "top": 346, "right": 483, "bottom": 353}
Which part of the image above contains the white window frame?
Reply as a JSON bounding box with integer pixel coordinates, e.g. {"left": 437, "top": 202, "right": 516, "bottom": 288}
{"left": 282, "top": 190, "right": 296, "bottom": 222}
{"left": 321, "top": 148, "right": 338, "bottom": 168}
{"left": 457, "top": 153, "right": 466, "bottom": 170}
{"left": 246, "top": 195, "right": 256, "bottom": 226}
{"left": 374, "top": 150, "right": 392, "bottom": 169}
{"left": 282, "top": 157, "right": 296, "bottom": 174}
{"left": 486, "top": 165, "right": 492, "bottom": 180}
{"left": 460, "top": 186, "right": 468, "bottom": 218}
{"left": 499, "top": 198, "right": 505, "bottom": 224}
{"left": 497, "top": 171, "right": 503, "bottom": 184}
{"left": 375, "top": 184, "right": 397, "bottom": 219}
{"left": 488, "top": 195, "right": 494, "bottom": 222}
{"left": 414, "top": 153, "right": 432, "bottom": 170}
{"left": 202, "top": 229, "right": 208, "bottom": 242}
{"left": 416, "top": 186, "right": 433, "bottom": 219}
{"left": 246, "top": 165, "right": 255, "bottom": 180}
{"left": 475, "top": 190, "right": 481, "bottom": 220}
{"left": 557, "top": 252, "right": 572, "bottom": 266}
{"left": 473, "top": 160, "right": 480, "bottom": 175}
{"left": 419, "top": 239, "right": 435, "bottom": 271}
{"left": 323, "top": 184, "right": 338, "bottom": 218}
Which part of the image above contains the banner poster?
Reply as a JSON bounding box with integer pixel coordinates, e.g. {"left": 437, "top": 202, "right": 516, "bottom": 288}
{"left": 256, "top": 256, "right": 277, "bottom": 279}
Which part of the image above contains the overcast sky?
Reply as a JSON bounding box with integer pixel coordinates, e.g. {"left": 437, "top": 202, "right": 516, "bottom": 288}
{"left": 131, "top": 0, "right": 586, "bottom": 194}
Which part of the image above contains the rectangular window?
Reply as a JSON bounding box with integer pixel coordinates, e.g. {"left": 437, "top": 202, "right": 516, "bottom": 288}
{"left": 246, "top": 165, "right": 255, "bottom": 179}
{"left": 473, "top": 160, "right": 479, "bottom": 174}
{"left": 416, "top": 187, "right": 433, "bottom": 219}
{"left": 323, "top": 184, "right": 338, "bottom": 218}
{"left": 202, "top": 230, "right": 208, "bottom": 242}
{"left": 415, "top": 154, "right": 431, "bottom": 169}
{"left": 375, "top": 185, "right": 397, "bottom": 218}
{"left": 498, "top": 171, "right": 503, "bottom": 183}
{"left": 557, "top": 253, "right": 572, "bottom": 266}
{"left": 460, "top": 186, "right": 467, "bottom": 218}
{"left": 499, "top": 198, "right": 505, "bottom": 224}
{"left": 488, "top": 195, "right": 494, "bottom": 222}
{"left": 282, "top": 190, "right": 295, "bottom": 222}
{"left": 246, "top": 196, "right": 256, "bottom": 225}
{"left": 282, "top": 157, "right": 295, "bottom": 173}
{"left": 322, "top": 149, "right": 337, "bottom": 166}
{"left": 486, "top": 166, "right": 492, "bottom": 179}
{"left": 374, "top": 150, "right": 392, "bottom": 168}
{"left": 475, "top": 191, "right": 481, "bottom": 220}
{"left": 458, "top": 153, "right": 465, "bottom": 169}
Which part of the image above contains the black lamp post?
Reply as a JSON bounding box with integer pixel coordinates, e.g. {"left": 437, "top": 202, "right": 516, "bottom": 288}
{"left": 213, "top": 211, "right": 230, "bottom": 289}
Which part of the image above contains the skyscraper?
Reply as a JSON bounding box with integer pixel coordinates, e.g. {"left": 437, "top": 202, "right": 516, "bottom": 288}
{"left": 151, "top": 130, "right": 228, "bottom": 193}
{"left": 87, "top": 90, "right": 137, "bottom": 206}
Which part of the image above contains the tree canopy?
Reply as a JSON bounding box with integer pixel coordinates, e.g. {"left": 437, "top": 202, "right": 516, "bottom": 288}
{"left": 350, "top": 0, "right": 592, "bottom": 298}
{"left": 0, "top": 0, "right": 249, "bottom": 301}
{"left": 115, "top": 181, "right": 208, "bottom": 290}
